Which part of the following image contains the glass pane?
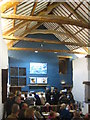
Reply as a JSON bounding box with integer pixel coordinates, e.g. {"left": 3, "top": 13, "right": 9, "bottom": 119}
{"left": 19, "top": 68, "right": 26, "bottom": 76}
{"left": 11, "top": 77, "right": 18, "bottom": 86}
{"left": 10, "top": 67, "right": 18, "bottom": 76}
{"left": 19, "top": 77, "right": 26, "bottom": 86}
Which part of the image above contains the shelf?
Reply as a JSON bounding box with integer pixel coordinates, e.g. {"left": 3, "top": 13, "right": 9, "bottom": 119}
{"left": 10, "top": 86, "right": 25, "bottom": 87}
{"left": 83, "top": 81, "right": 90, "bottom": 85}
{"left": 62, "top": 84, "right": 72, "bottom": 88}
{"left": 27, "top": 84, "right": 50, "bottom": 87}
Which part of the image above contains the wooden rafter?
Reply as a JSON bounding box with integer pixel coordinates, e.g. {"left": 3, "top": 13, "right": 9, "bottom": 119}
{"left": 60, "top": 25, "right": 88, "bottom": 52}
{"left": 1, "top": 14, "right": 90, "bottom": 29}
{"left": 25, "top": 0, "right": 38, "bottom": 30}
{"left": 13, "top": 5, "right": 17, "bottom": 28}
{"left": 3, "top": 2, "right": 60, "bottom": 36}
{"left": 8, "top": 47, "right": 87, "bottom": 54}
{"left": 3, "top": 35, "right": 89, "bottom": 47}
{"left": 6, "top": 3, "right": 61, "bottom": 47}
{"left": 31, "top": 0, "right": 38, "bottom": 15}
{"left": 57, "top": 56, "right": 72, "bottom": 59}
{"left": 6, "top": 22, "right": 42, "bottom": 47}
{"left": 21, "top": 22, "right": 42, "bottom": 37}
{"left": 60, "top": 25, "right": 86, "bottom": 44}
{"left": 3, "top": 21, "right": 30, "bottom": 36}
{"left": 54, "top": 2, "right": 88, "bottom": 35}
{"left": 62, "top": 2, "right": 87, "bottom": 23}
{"left": 0, "top": 1, "right": 21, "bottom": 13}
{"left": 36, "top": 2, "right": 60, "bottom": 16}
{"left": 58, "top": 2, "right": 89, "bottom": 52}
{"left": 29, "top": 29, "right": 72, "bottom": 38}
{"left": 46, "top": 2, "right": 51, "bottom": 7}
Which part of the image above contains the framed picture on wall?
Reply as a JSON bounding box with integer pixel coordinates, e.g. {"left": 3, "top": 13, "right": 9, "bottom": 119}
{"left": 37, "top": 77, "right": 47, "bottom": 84}
{"left": 30, "top": 62, "right": 47, "bottom": 74}
{"left": 30, "top": 77, "right": 36, "bottom": 84}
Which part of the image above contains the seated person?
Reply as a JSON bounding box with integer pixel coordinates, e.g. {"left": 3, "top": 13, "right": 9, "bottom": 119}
{"left": 14, "top": 96, "right": 22, "bottom": 109}
{"left": 48, "top": 110, "right": 60, "bottom": 120}
{"left": 24, "top": 107, "right": 35, "bottom": 120}
{"left": 84, "top": 113, "right": 90, "bottom": 120}
{"left": 59, "top": 103, "right": 71, "bottom": 120}
{"left": 25, "top": 93, "right": 36, "bottom": 106}
{"left": 7, "top": 104, "right": 20, "bottom": 119}
{"left": 44, "top": 103, "right": 52, "bottom": 112}
{"left": 34, "top": 106, "right": 45, "bottom": 120}
{"left": 72, "top": 110, "right": 84, "bottom": 120}
{"left": 18, "top": 103, "right": 28, "bottom": 119}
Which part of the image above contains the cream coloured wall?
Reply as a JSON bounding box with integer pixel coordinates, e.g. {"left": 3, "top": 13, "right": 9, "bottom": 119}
{"left": 0, "top": 13, "right": 8, "bottom": 119}
{"left": 72, "top": 57, "right": 89, "bottom": 114}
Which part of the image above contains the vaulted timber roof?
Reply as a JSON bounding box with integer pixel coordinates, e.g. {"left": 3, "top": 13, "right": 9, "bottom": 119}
{"left": 0, "top": 0, "right": 90, "bottom": 55}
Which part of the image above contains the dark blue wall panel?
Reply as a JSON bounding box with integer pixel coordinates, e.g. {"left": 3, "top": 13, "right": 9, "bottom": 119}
{"left": 8, "top": 33, "right": 73, "bottom": 92}
{"left": 9, "top": 51, "right": 73, "bottom": 92}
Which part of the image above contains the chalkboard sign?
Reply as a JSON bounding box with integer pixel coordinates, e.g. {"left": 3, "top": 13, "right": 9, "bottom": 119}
{"left": 11, "top": 77, "right": 18, "bottom": 86}
{"left": 19, "top": 77, "right": 26, "bottom": 86}
{"left": 19, "top": 68, "right": 26, "bottom": 76}
{"left": 10, "top": 67, "right": 18, "bottom": 76}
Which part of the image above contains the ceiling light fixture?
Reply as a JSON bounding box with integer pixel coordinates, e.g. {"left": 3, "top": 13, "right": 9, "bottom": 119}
{"left": 54, "top": 52, "right": 57, "bottom": 54}
{"left": 40, "top": 44, "right": 43, "bottom": 47}
{"left": 61, "top": 80, "right": 65, "bottom": 85}
{"left": 35, "top": 51, "right": 38, "bottom": 53}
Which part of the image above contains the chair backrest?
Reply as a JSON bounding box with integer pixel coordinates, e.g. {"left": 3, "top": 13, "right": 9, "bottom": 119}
{"left": 5, "top": 118, "right": 18, "bottom": 120}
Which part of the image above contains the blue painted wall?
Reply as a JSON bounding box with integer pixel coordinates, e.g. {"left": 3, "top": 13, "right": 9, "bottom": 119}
{"left": 8, "top": 33, "right": 73, "bottom": 92}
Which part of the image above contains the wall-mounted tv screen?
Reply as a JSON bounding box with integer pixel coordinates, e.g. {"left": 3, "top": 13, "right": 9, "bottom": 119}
{"left": 37, "top": 77, "right": 47, "bottom": 84}
{"left": 30, "top": 62, "right": 47, "bottom": 74}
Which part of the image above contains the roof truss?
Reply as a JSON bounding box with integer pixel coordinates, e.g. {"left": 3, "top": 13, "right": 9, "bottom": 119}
{"left": 1, "top": 14, "right": 90, "bottom": 29}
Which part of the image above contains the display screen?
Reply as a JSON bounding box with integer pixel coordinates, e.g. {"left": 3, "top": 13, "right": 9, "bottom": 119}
{"left": 30, "top": 62, "right": 47, "bottom": 74}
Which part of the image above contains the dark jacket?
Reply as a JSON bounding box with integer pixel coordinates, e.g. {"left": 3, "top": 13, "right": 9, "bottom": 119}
{"left": 60, "top": 109, "right": 71, "bottom": 120}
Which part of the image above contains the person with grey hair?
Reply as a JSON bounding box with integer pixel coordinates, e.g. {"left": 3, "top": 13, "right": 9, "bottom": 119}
{"left": 15, "top": 96, "right": 22, "bottom": 109}
{"left": 24, "top": 107, "right": 35, "bottom": 119}
{"left": 24, "top": 92, "right": 36, "bottom": 106}
{"left": 7, "top": 104, "right": 20, "bottom": 119}
{"left": 59, "top": 103, "right": 71, "bottom": 120}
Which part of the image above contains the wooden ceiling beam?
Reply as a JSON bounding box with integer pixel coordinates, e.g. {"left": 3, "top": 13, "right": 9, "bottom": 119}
{"left": 60, "top": 25, "right": 86, "bottom": 45}
{"left": 3, "top": 2, "right": 60, "bottom": 36}
{"left": 60, "top": 25, "right": 88, "bottom": 52}
{"left": 8, "top": 47, "right": 87, "bottom": 54}
{"left": 30, "top": 29, "right": 72, "bottom": 37}
{"left": 13, "top": 5, "right": 17, "bottom": 28}
{"left": 62, "top": 2, "right": 87, "bottom": 23}
{"left": 6, "top": 22, "right": 42, "bottom": 47}
{"left": 0, "top": 1, "right": 20, "bottom": 13}
{"left": 3, "top": 35, "right": 89, "bottom": 47}
{"left": 25, "top": 0, "right": 38, "bottom": 30}
{"left": 7, "top": 40, "right": 17, "bottom": 48}
{"left": 1, "top": 14, "right": 90, "bottom": 29}
{"left": 31, "top": 0, "right": 38, "bottom": 15}
{"left": 3, "top": 21, "right": 30, "bottom": 36}
{"left": 21, "top": 22, "right": 42, "bottom": 37}
{"left": 37, "top": 2, "right": 60, "bottom": 16}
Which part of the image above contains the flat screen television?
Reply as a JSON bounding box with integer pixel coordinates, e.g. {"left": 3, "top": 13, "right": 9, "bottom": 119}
{"left": 37, "top": 77, "right": 47, "bottom": 84}
{"left": 30, "top": 62, "right": 47, "bottom": 74}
